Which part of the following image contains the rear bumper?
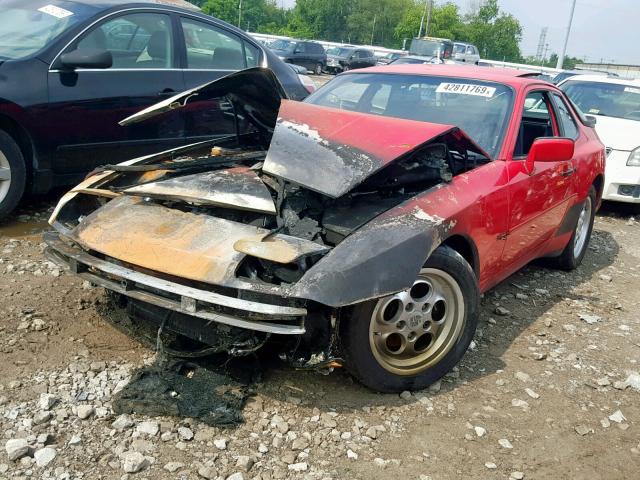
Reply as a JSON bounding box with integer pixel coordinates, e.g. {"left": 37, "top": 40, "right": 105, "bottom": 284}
{"left": 44, "top": 232, "right": 306, "bottom": 335}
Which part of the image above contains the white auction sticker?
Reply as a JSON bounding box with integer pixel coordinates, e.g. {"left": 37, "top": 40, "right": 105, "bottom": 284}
{"left": 624, "top": 86, "right": 640, "bottom": 95}
{"left": 38, "top": 5, "right": 74, "bottom": 19}
{"left": 436, "top": 82, "right": 496, "bottom": 98}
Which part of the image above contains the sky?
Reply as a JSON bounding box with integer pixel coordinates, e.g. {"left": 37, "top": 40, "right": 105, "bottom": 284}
{"left": 279, "top": 0, "right": 639, "bottom": 65}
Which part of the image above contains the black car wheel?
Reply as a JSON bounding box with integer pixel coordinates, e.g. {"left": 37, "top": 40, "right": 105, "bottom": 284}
{"left": 549, "top": 186, "right": 596, "bottom": 270}
{"left": 340, "top": 245, "right": 479, "bottom": 393}
{"left": 314, "top": 63, "right": 323, "bottom": 75}
{"left": 343, "top": 65, "right": 350, "bottom": 72}
{"left": 0, "top": 130, "right": 26, "bottom": 221}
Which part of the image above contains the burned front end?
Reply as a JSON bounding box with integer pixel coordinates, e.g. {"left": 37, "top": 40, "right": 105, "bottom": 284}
{"left": 45, "top": 68, "right": 491, "bottom": 364}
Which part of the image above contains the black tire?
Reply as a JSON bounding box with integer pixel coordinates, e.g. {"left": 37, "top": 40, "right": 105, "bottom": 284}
{"left": 339, "top": 245, "right": 479, "bottom": 393}
{"left": 549, "top": 186, "right": 596, "bottom": 270}
{"left": 314, "top": 63, "right": 323, "bottom": 75}
{"left": 0, "top": 130, "right": 26, "bottom": 222}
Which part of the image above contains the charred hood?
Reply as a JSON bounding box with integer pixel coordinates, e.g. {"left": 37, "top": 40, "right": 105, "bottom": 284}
{"left": 263, "top": 100, "right": 490, "bottom": 198}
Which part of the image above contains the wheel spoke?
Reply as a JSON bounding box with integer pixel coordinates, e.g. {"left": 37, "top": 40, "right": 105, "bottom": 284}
{"left": 0, "top": 167, "right": 10, "bottom": 182}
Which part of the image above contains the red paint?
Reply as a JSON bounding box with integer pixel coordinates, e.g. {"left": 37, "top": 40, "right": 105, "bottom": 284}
{"left": 278, "top": 99, "right": 457, "bottom": 163}
{"left": 342, "top": 66, "right": 605, "bottom": 292}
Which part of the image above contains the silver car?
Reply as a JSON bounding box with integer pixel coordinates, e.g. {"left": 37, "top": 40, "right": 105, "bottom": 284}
{"left": 453, "top": 42, "right": 480, "bottom": 64}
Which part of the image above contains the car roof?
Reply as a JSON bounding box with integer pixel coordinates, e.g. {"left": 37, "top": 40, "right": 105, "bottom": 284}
{"left": 352, "top": 64, "right": 555, "bottom": 87}
{"left": 65, "top": 0, "right": 199, "bottom": 10}
{"left": 560, "top": 74, "right": 640, "bottom": 87}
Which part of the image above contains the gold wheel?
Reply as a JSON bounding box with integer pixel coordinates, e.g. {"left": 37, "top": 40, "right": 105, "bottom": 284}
{"left": 368, "top": 268, "right": 466, "bottom": 376}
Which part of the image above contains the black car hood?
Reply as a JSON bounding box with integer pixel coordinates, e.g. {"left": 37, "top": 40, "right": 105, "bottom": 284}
{"left": 120, "top": 67, "right": 287, "bottom": 138}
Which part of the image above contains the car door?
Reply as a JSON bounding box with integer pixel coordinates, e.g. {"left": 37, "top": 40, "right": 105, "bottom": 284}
{"left": 47, "top": 11, "right": 186, "bottom": 175}
{"left": 502, "top": 88, "right": 576, "bottom": 268}
{"left": 466, "top": 46, "right": 476, "bottom": 64}
{"left": 178, "top": 16, "right": 262, "bottom": 144}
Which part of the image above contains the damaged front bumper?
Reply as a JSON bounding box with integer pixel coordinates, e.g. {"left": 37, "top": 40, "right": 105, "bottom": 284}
{"left": 44, "top": 232, "right": 306, "bottom": 336}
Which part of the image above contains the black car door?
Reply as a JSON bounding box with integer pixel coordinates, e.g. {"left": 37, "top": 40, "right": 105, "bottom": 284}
{"left": 178, "top": 16, "right": 262, "bottom": 144}
{"left": 46, "top": 11, "right": 186, "bottom": 175}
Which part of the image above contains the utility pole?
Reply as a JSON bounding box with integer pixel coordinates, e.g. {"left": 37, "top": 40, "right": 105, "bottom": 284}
{"left": 371, "top": 14, "right": 377, "bottom": 45}
{"left": 418, "top": 0, "right": 432, "bottom": 38}
{"left": 238, "top": 0, "right": 242, "bottom": 28}
{"left": 425, "top": 0, "right": 433, "bottom": 37}
{"left": 556, "top": 0, "right": 577, "bottom": 70}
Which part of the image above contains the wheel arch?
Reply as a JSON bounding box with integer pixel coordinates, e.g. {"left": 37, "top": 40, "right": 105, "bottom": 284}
{"left": 0, "top": 113, "right": 35, "bottom": 178}
{"left": 591, "top": 173, "right": 604, "bottom": 205}
{"left": 440, "top": 234, "right": 479, "bottom": 278}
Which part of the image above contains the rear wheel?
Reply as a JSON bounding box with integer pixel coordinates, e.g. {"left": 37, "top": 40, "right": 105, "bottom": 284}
{"left": 0, "top": 130, "right": 26, "bottom": 221}
{"left": 550, "top": 186, "right": 596, "bottom": 270}
{"left": 340, "top": 246, "right": 479, "bottom": 393}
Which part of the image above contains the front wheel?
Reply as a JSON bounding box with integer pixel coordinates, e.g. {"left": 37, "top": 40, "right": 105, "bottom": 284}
{"left": 340, "top": 246, "right": 479, "bottom": 393}
{"left": 0, "top": 130, "right": 26, "bottom": 221}
{"left": 549, "top": 186, "right": 596, "bottom": 270}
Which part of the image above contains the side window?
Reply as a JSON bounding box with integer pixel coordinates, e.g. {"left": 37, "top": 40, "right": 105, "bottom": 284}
{"left": 295, "top": 43, "right": 306, "bottom": 53}
{"left": 514, "top": 91, "right": 557, "bottom": 158}
{"left": 76, "top": 13, "right": 174, "bottom": 69}
{"left": 244, "top": 42, "right": 260, "bottom": 67}
{"left": 552, "top": 93, "right": 579, "bottom": 139}
{"left": 357, "top": 51, "right": 367, "bottom": 59}
{"left": 181, "top": 18, "right": 245, "bottom": 70}
{"left": 466, "top": 46, "right": 474, "bottom": 54}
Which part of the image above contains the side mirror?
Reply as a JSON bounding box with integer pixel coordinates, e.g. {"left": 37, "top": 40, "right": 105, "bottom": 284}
{"left": 60, "top": 48, "right": 113, "bottom": 70}
{"left": 584, "top": 115, "right": 597, "bottom": 128}
{"left": 526, "top": 137, "right": 575, "bottom": 172}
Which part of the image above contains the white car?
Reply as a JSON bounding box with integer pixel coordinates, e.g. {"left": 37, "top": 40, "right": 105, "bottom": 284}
{"left": 559, "top": 75, "right": 640, "bottom": 204}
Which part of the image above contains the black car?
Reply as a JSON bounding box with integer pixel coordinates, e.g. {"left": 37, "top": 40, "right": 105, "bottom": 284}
{"left": 325, "top": 47, "right": 376, "bottom": 74}
{"left": 0, "top": 0, "right": 309, "bottom": 220}
{"left": 376, "top": 51, "right": 406, "bottom": 66}
{"left": 269, "top": 39, "right": 326, "bottom": 75}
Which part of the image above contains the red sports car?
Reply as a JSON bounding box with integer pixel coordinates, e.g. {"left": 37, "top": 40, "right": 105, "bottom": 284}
{"left": 45, "top": 65, "right": 605, "bottom": 392}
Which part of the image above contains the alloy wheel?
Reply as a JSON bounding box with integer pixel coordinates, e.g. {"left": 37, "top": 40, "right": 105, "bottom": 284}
{"left": 368, "top": 268, "right": 466, "bottom": 376}
{"left": 0, "top": 150, "right": 11, "bottom": 204}
{"left": 573, "top": 196, "right": 592, "bottom": 258}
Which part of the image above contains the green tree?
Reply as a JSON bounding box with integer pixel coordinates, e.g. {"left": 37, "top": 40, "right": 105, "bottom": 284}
{"left": 464, "top": 0, "right": 522, "bottom": 61}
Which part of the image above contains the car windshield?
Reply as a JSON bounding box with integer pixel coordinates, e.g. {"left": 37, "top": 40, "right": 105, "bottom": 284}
{"left": 561, "top": 80, "right": 640, "bottom": 121}
{"left": 270, "top": 39, "right": 294, "bottom": 51}
{"left": 327, "top": 47, "right": 352, "bottom": 57}
{"left": 306, "top": 73, "right": 514, "bottom": 157}
{"left": 0, "top": 0, "right": 97, "bottom": 60}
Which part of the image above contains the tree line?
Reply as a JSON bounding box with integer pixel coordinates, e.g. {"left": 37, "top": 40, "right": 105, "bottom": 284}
{"left": 192, "top": 0, "right": 571, "bottom": 66}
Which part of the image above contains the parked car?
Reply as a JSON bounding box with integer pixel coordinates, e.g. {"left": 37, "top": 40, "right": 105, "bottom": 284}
{"left": 552, "top": 69, "right": 614, "bottom": 85}
{"left": 0, "top": 0, "right": 309, "bottom": 220}
{"left": 376, "top": 51, "right": 406, "bottom": 66}
{"left": 453, "top": 42, "right": 480, "bottom": 64}
{"left": 46, "top": 65, "right": 604, "bottom": 393}
{"left": 325, "top": 47, "right": 377, "bottom": 74}
{"left": 269, "top": 39, "right": 326, "bottom": 75}
{"left": 390, "top": 55, "right": 445, "bottom": 65}
{"left": 409, "top": 37, "right": 454, "bottom": 61}
{"left": 559, "top": 75, "right": 640, "bottom": 204}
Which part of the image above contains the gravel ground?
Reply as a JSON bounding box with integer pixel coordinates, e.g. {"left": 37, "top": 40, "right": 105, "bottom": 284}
{"left": 0, "top": 197, "right": 639, "bottom": 480}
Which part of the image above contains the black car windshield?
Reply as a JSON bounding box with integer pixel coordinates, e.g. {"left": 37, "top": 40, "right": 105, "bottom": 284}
{"left": 560, "top": 80, "right": 640, "bottom": 121}
{"left": 327, "top": 47, "right": 352, "bottom": 57}
{"left": 0, "top": 0, "right": 97, "bottom": 60}
{"left": 306, "top": 73, "right": 514, "bottom": 157}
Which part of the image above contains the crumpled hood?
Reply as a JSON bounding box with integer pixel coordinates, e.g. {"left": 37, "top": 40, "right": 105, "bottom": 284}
{"left": 592, "top": 115, "right": 640, "bottom": 151}
{"left": 120, "top": 67, "right": 287, "bottom": 138}
{"left": 262, "top": 100, "right": 489, "bottom": 198}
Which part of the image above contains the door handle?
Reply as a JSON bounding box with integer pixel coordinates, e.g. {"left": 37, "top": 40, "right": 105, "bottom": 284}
{"left": 561, "top": 167, "right": 576, "bottom": 177}
{"left": 157, "top": 88, "right": 176, "bottom": 97}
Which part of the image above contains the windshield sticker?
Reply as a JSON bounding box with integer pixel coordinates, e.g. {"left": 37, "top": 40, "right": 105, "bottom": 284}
{"left": 624, "top": 86, "right": 640, "bottom": 95}
{"left": 436, "top": 83, "right": 496, "bottom": 98}
{"left": 588, "top": 108, "right": 600, "bottom": 114}
{"left": 38, "top": 5, "right": 74, "bottom": 19}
